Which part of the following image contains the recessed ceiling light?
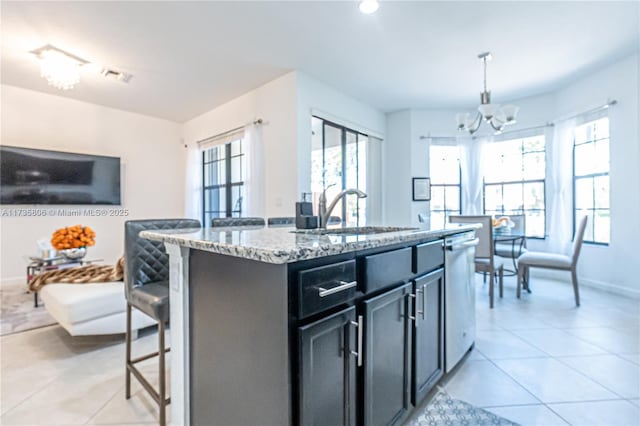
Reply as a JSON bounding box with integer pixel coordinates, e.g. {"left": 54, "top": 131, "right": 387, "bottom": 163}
{"left": 359, "top": 0, "right": 379, "bottom": 14}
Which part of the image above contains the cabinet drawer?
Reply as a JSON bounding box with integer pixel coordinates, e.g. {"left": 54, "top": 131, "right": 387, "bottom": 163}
{"left": 363, "top": 247, "right": 412, "bottom": 293}
{"left": 298, "top": 260, "right": 357, "bottom": 318}
{"left": 413, "top": 240, "right": 444, "bottom": 276}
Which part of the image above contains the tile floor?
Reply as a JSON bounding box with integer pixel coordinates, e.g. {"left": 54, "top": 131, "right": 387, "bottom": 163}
{"left": 1, "top": 275, "right": 639, "bottom": 425}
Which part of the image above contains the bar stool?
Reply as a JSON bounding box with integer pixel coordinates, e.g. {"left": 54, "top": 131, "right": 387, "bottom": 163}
{"left": 124, "top": 219, "right": 200, "bottom": 426}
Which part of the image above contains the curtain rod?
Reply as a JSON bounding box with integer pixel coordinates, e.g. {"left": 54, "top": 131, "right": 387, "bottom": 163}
{"left": 419, "top": 122, "right": 553, "bottom": 141}
{"left": 554, "top": 99, "right": 617, "bottom": 124}
{"left": 197, "top": 118, "right": 263, "bottom": 145}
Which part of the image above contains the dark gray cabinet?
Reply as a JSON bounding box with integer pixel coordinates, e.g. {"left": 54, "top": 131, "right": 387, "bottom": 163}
{"left": 363, "top": 282, "right": 412, "bottom": 426}
{"left": 298, "top": 306, "right": 357, "bottom": 426}
{"left": 412, "top": 269, "right": 445, "bottom": 405}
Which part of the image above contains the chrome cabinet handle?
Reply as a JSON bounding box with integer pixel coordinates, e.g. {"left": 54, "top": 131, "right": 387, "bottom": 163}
{"left": 410, "top": 288, "right": 424, "bottom": 328}
{"left": 318, "top": 280, "right": 357, "bottom": 297}
{"left": 349, "top": 315, "right": 363, "bottom": 367}
{"left": 421, "top": 284, "right": 427, "bottom": 320}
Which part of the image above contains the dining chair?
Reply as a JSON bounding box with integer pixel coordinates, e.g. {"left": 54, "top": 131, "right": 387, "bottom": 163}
{"left": 124, "top": 219, "right": 201, "bottom": 426}
{"left": 449, "top": 215, "right": 504, "bottom": 308}
{"left": 211, "top": 217, "right": 265, "bottom": 227}
{"left": 517, "top": 215, "right": 588, "bottom": 306}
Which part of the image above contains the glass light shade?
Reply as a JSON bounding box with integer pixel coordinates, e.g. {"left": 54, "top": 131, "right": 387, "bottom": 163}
{"left": 359, "top": 0, "right": 379, "bottom": 14}
{"left": 39, "top": 50, "right": 81, "bottom": 90}
{"left": 456, "top": 113, "right": 467, "bottom": 129}
{"left": 501, "top": 104, "right": 520, "bottom": 122}
{"left": 478, "top": 103, "right": 500, "bottom": 121}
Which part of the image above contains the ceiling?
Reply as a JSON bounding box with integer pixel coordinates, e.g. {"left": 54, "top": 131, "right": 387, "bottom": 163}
{"left": 2, "top": 1, "right": 638, "bottom": 122}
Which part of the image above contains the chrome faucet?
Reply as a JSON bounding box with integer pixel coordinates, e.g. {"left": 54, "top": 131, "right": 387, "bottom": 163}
{"left": 318, "top": 185, "right": 368, "bottom": 228}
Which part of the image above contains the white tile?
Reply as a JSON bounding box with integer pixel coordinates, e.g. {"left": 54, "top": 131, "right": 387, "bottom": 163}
{"left": 475, "top": 330, "right": 548, "bottom": 360}
{"left": 512, "top": 329, "right": 607, "bottom": 356}
{"left": 87, "top": 387, "right": 162, "bottom": 425}
{"left": 443, "top": 359, "right": 539, "bottom": 407}
{"left": 548, "top": 400, "right": 640, "bottom": 426}
{"left": 495, "top": 358, "right": 618, "bottom": 403}
{"left": 487, "top": 404, "right": 569, "bottom": 426}
{"left": 564, "top": 327, "right": 640, "bottom": 354}
{"left": 557, "top": 354, "right": 640, "bottom": 399}
{"left": 0, "top": 372, "right": 121, "bottom": 425}
{"left": 466, "top": 347, "right": 487, "bottom": 361}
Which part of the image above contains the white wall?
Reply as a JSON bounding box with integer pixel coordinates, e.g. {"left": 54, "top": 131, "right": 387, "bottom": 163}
{"left": 182, "top": 72, "right": 299, "bottom": 219}
{"left": 0, "top": 85, "right": 185, "bottom": 281}
{"left": 296, "top": 71, "right": 386, "bottom": 196}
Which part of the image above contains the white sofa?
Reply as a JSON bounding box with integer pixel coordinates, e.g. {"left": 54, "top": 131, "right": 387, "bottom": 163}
{"left": 39, "top": 281, "right": 156, "bottom": 336}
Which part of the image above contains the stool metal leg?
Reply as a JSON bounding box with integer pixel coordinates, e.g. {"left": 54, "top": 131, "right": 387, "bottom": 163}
{"left": 125, "top": 303, "right": 132, "bottom": 399}
{"left": 158, "top": 320, "right": 166, "bottom": 426}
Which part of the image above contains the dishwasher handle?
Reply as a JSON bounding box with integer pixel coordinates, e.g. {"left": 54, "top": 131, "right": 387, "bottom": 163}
{"left": 445, "top": 238, "right": 479, "bottom": 251}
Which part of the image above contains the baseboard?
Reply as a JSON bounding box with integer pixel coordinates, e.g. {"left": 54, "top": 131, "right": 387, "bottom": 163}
{"left": 530, "top": 269, "right": 640, "bottom": 300}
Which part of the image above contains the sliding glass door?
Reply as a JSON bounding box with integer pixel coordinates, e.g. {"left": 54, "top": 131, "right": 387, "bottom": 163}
{"left": 311, "top": 117, "right": 367, "bottom": 226}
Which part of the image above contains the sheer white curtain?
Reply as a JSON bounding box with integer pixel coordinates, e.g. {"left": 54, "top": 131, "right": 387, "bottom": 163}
{"left": 458, "top": 135, "right": 486, "bottom": 214}
{"left": 185, "top": 143, "right": 203, "bottom": 222}
{"left": 243, "top": 123, "right": 265, "bottom": 217}
{"left": 548, "top": 118, "right": 576, "bottom": 254}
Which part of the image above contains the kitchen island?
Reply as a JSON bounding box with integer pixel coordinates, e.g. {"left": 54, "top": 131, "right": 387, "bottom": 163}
{"left": 141, "top": 223, "right": 479, "bottom": 426}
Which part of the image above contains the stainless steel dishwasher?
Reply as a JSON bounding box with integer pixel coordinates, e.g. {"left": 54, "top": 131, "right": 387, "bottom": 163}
{"left": 444, "top": 231, "right": 478, "bottom": 372}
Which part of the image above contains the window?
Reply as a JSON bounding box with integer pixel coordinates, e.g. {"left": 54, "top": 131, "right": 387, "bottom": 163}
{"left": 429, "top": 145, "right": 461, "bottom": 229}
{"left": 202, "top": 139, "right": 244, "bottom": 226}
{"left": 311, "top": 117, "right": 367, "bottom": 226}
{"left": 483, "top": 134, "right": 546, "bottom": 238}
{"left": 573, "top": 116, "right": 610, "bottom": 244}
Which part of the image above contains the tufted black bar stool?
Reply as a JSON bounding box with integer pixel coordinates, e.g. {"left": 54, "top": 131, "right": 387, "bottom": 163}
{"left": 267, "top": 217, "right": 295, "bottom": 225}
{"left": 124, "top": 219, "right": 200, "bottom": 426}
{"left": 211, "top": 217, "right": 265, "bottom": 227}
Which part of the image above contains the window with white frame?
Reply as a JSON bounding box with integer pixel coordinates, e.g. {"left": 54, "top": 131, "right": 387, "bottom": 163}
{"left": 483, "top": 134, "right": 546, "bottom": 238}
{"left": 429, "top": 145, "right": 461, "bottom": 229}
{"left": 202, "top": 139, "right": 244, "bottom": 226}
{"left": 573, "top": 116, "right": 610, "bottom": 244}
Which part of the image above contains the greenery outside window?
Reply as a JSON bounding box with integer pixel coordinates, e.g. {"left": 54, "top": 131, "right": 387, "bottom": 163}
{"left": 483, "top": 134, "right": 546, "bottom": 238}
{"left": 429, "top": 145, "right": 461, "bottom": 229}
{"left": 573, "top": 116, "right": 610, "bottom": 244}
{"left": 202, "top": 139, "right": 244, "bottom": 226}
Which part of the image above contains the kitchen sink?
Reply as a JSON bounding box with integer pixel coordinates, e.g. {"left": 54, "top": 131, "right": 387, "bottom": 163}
{"left": 292, "top": 226, "right": 418, "bottom": 236}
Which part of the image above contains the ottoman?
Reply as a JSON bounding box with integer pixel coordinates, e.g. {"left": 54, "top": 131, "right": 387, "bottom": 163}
{"left": 39, "top": 281, "right": 156, "bottom": 336}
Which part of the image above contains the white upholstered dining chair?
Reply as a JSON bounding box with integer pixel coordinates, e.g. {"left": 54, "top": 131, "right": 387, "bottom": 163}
{"left": 449, "top": 215, "right": 504, "bottom": 308}
{"left": 516, "top": 215, "right": 588, "bottom": 306}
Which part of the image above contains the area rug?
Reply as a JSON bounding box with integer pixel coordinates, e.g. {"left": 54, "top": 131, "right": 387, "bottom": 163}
{"left": 406, "top": 388, "right": 520, "bottom": 426}
{"left": 0, "top": 281, "right": 55, "bottom": 336}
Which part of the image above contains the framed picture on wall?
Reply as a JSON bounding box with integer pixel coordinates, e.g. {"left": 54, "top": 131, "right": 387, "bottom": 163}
{"left": 412, "top": 177, "right": 431, "bottom": 201}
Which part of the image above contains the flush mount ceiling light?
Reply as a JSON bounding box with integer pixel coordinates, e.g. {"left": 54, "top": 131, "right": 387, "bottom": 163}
{"left": 456, "top": 52, "right": 519, "bottom": 135}
{"left": 30, "top": 44, "right": 88, "bottom": 90}
{"left": 359, "top": 0, "right": 379, "bottom": 14}
{"left": 30, "top": 44, "right": 133, "bottom": 90}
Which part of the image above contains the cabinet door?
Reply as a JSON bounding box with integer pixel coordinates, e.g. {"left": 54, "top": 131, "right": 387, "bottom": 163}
{"left": 363, "top": 282, "right": 412, "bottom": 426}
{"left": 299, "top": 306, "right": 357, "bottom": 426}
{"left": 412, "top": 269, "right": 445, "bottom": 405}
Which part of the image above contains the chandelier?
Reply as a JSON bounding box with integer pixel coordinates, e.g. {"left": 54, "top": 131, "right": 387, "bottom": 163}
{"left": 30, "top": 45, "right": 88, "bottom": 90}
{"left": 456, "top": 52, "right": 519, "bottom": 135}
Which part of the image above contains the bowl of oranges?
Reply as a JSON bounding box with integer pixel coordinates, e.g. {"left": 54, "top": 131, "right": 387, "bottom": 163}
{"left": 51, "top": 225, "right": 96, "bottom": 259}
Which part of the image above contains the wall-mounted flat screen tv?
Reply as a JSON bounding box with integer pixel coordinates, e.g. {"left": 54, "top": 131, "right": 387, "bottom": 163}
{"left": 0, "top": 146, "right": 121, "bottom": 205}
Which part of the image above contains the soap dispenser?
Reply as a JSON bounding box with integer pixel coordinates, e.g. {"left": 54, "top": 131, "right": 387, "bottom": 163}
{"left": 295, "top": 193, "right": 318, "bottom": 229}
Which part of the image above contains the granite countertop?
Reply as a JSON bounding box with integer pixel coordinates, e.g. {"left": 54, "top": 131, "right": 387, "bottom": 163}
{"left": 141, "top": 223, "right": 480, "bottom": 264}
